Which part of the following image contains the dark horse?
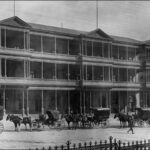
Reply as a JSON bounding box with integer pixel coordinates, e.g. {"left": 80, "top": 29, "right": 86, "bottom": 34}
{"left": 64, "top": 114, "right": 80, "bottom": 129}
{"left": 6, "top": 114, "right": 33, "bottom": 131}
{"left": 6, "top": 114, "right": 22, "bottom": 131}
{"left": 114, "top": 113, "right": 130, "bottom": 128}
{"left": 22, "top": 116, "right": 33, "bottom": 131}
{"left": 35, "top": 114, "right": 52, "bottom": 128}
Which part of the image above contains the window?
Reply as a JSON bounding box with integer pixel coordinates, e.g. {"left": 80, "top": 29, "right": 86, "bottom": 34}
{"left": 69, "top": 40, "right": 80, "bottom": 55}
{"left": 86, "top": 41, "right": 92, "bottom": 56}
{"left": 103, "top": 43, "right": 109, "bottom": 58}
{"left": 56, "top": 38, "right": 68, "bottom": 54}
{"left": 94, "top": 66, "right": 103, "bottom": 80}
{"left": 43, "top": 36, "right": 55, "bottom": 53}
{"left": 112, "top": 45, "right": 118, "bottom": 59}
{"left": 57, "top": 64, "right": 68, "bottom": 79}
{"left": 93, "top": 42, "right": 102, "bottom": 57}
{"left": 30, "top": 34, "right": 41, "bottom": 52}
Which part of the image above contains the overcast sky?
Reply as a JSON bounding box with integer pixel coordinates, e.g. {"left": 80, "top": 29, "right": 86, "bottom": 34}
{"left": 0, "top": 1, "right": 150, "bottom": 41}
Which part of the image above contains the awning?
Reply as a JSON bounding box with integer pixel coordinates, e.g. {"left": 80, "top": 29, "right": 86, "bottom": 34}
{"left": 27, "top": 87, "right": 76, "bottom": 91}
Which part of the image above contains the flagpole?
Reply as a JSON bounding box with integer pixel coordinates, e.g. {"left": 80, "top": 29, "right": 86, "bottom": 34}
{"left": 96, "top": 0, "right": 98, "bottom": 28}
{"left": 14, "top": 0, "right": 15, "bottom": 16}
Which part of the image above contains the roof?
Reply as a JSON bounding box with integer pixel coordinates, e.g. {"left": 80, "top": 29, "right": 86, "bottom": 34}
{"left": 110, "top": 35, "right": 141, "bottom": 44}
{"left": 0, "top": 16, "right": 144, "bottom": 44}
{"left": 29, "top": 22, "right": 85, "bottom": 36}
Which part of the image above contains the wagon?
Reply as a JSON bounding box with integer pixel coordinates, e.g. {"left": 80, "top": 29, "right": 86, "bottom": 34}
{"left": 133, "top": 107, "right": 150, "bottom": 127}
{"left": 90, "top": 107, "right": 110, "bottom": 127}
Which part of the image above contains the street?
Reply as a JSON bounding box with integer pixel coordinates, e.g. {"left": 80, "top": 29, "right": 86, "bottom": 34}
{"left": 0, "top": 117, "right": 150, "bottom": 149}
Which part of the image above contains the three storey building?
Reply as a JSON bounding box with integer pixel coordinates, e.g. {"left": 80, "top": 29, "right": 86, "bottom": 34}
{"left": 0, "top": 16, "right": 148, "bottom": 116}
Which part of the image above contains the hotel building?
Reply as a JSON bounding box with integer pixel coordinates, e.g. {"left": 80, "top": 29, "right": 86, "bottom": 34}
{"left": 0, "top": 16, "right": 149, "bottom": 116}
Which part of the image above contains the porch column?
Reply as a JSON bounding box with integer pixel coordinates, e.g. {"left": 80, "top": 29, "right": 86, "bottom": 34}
{"left": 83, "top": 91, "right": 85, "bottom": 114}
{"left": 22, "top": 89, "right": 25, "bottom": 116}
{"left": 4, "top": 59, "right": 6, "bottom": 77}
{"left": 26, "top": 90, "right": 29, "bottom": 116}
{"left": 41, "top": 90, "right": 44, "bottom": 114}
{"left": 55, "top": 90, "right": 57, "bottom": 110}
{"left": 89, "top": 91, "right": 92, "bottom": 108}
{"left": 3, "top": 88, "right": 6, "bottom": 116}
{"left": 41, "top": 61, "right": 43, "bottom": 79}
{"left": 80, "top": 90, "right": 82, "bottom": 114}
{"left": 136, "top": 92, "right": 140, "bottom": 108}
{"left": 24, "top": 60, "right": 26, "bottom": 79}
{"left": 109, "top": 90, "right": 111, "bottom": 113}
{"left": 68, "top": 91, "right": 70, "bottom": 114}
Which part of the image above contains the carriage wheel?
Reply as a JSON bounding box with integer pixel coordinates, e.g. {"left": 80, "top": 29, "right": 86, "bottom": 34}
{"left": 0, "top": 122, "right": 4, "bottom": 133}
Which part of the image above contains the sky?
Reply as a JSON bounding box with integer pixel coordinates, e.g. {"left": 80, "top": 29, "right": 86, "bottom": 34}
{"left": 0, "top": 1, "right": 150, "bottom": 41}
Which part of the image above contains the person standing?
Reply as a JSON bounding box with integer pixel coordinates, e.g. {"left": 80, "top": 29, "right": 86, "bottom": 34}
{"left": 127, "top": 115, "right": 134, "bottom": 134}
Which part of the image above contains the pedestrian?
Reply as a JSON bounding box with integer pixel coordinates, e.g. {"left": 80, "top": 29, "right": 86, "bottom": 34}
{"left": 127, "top": 115, "right": 134, "bottom": 134}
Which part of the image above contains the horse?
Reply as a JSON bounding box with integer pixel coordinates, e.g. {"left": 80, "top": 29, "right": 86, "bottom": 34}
{"left": 114, "top": 113, "right": 130, "bottom": 128}
{"left": 6, "top": 114, "right": 22, "bottom": 131}
{"left": 35, "top": 114, "right": 52, "bottom": 128}
{"left": 64, "top": 114, "right": 80, "bottom": 129}
{"left": 22, "top": 116, "right": 33, "bottom": 131}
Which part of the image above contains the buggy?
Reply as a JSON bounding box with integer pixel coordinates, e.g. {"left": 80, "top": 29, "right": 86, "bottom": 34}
{"left": 133, "top": 107, "right": 150, "bottom": 127}
{"left": 90, "top": 107, "right": 110, "bottom": 127}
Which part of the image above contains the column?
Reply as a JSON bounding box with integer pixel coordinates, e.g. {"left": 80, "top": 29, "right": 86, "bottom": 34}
{"left": 68, "top": 64, "right": 70, "bottom": 80}
{"left": 80, "top": 90, "right": 82, "bottom": 114}
{"left": 118, "top": 91, "right": 120, "bottom": 112}
{"left": 68, "top": 91, "right": 70, "bottom": 114}
{"left": 4, "top": 59, "right": 6, "bottom": 77}
{"left": 41, "top": 36, "right": 43, "bottom": 53}
{"left": 68, "top": 40, "right": 69, "bottom": 55}
{"left": 4, "top": 28, "right": 6, "bottom": 48}
{"left": 109, "top": 90, "right": 111, "bottom": 113}
{"left": 41, "top": 61, "right": 43, "bottom": 79}
{"left": 22, "top": 89, "right": 25, "bottom": 116}
{"left": 89, "top": 91, "right": 92, "bottom": 108}
{"left": 55, "top": 63, "right": 57, "bottom": 79}
{"left": 3, "top": 88, "right": 6, "bottom": 116}
{"left": 24, "top": 31, "right": 25, "bottom": 50}
{"left": 26, "top": 90, "right": 29, "bottom": 116}
{"left": 54, "top": 37, "right": 56, "bottom": 54}
{"left": 136, "top": 92, "right": 140, "bottom": 108}
{"left": 41, "top": 90, "right": 44, "bottom": 114}
{"left": 24, "top": 60, "right": 26, "bottom": 79}
{"left": 55, "top": 90, "right": 57, "bottom": 110}
{"left": 83, "top": 91, "right": 85, "bottom": 114}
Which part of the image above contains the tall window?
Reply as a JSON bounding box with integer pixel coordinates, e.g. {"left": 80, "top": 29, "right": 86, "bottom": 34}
{"left": 86, "top": 41, "right": 92, "bottom": 56}
{"left": 2, "top": 29, "right": 25, "bottom": 49}
{"left": 103, "top": 43, "right": 109, "bottom": 58}
{"left": 119, "top": 46, "right": 127, "bottom": 60}
{"left": 112, "top": 45, "right": 118, "bottom": 59}
{"left": 57, "top": 64, "right": 68, "bottom": 79}
{"left": 56, "top": 38, "right": 68, "bottom": 54}
{"left": 43, "top": 62, "right": 55, "bottom": 79}
{"left": 69, "top": 64, "right": 80, "bottom": 80}
{"left": 43, "top": 36, "right": 55, "bottom": 53}
{"left": 128, "top": 47, "right": 136, "bottom": 61}
{"left": 30, "top": 34, "right": 41, "bottom": 52}
{"left": 93, "top": 66, "right": 103, "bottom": 80}
{"left": 30, "top": 61, "right": 42, "bottom": 78}
{"left": 93, "top": 42, "right": 103, "bottom": 57}
{"left": 69, "top": 40, "right": 80, "bottom": 55}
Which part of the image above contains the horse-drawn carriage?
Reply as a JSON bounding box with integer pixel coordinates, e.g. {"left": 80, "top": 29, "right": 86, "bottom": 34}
{"left": 90, "top": 107, "right": 110, "bottom": 126}
{"left": 133, "top": 107, "right": 150, "bottom": 126}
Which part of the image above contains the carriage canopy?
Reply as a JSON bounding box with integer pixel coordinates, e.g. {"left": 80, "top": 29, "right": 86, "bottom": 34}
{"left": 46, "top": 109, "right": 60, "bottom": 120}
